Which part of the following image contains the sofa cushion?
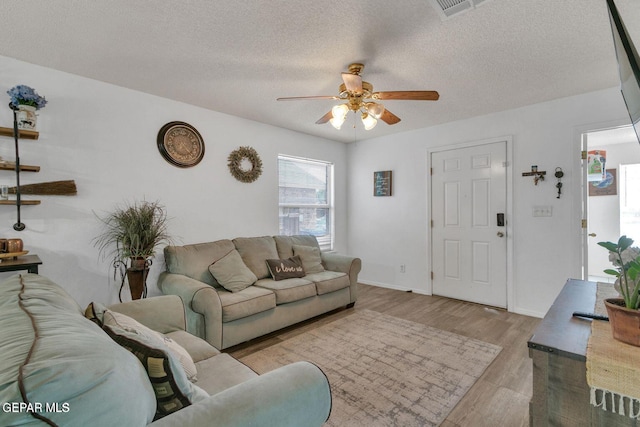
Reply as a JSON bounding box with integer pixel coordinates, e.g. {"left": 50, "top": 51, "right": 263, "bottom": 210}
{"left": 218, "top": 286, "right": 276, "bottom": 322}
{"left": 194, "top": 353, "right": 258, "bottom": 396}
{"left": 0, "top": 274, "right": 156, "bottom": 426}
{"left": 293, "top": 244, "right": 325, "bottom": 274}
{"left": 208, "top": 249, "right": 257, "bottom": 292}
{"left": 255, "top": 277, "right": 317, "bottom": 304}
{"left": 266, "top": 255, "right": 305, "bottom": 281}
{"left": 164, "top": 239, "right": 236, "bottom": 288}
{"left": 273, "top": 235, "right": 321, "bottom": 259}
{"left": 102, "top": 309, "right": 209, "bottom": 420}
{"left": 305, "top": 271, "right": 350, "bottom": 295}
{"left": 166, "top": 330, "right": 220, "bottom": 363}
{"left": 233, "top": 236, "right": 279, "bottom": 279}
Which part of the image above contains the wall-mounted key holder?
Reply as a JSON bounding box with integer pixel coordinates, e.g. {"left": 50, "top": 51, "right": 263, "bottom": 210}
{"left": 522, "top": 165, "right": 546, "bottom": 185}
{"left": 555, "top": 167, "right": 564, "bottom": 199}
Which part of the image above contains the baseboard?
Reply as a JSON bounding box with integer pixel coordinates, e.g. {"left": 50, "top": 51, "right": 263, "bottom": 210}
{"left": 512, "top": 306, "right": 545, "bottom": 319}
{"left": 359, "top": 280, "right": 431, "bottom": 295}
{"left": 361, "top": 280, "right": 542, "bottom": 317}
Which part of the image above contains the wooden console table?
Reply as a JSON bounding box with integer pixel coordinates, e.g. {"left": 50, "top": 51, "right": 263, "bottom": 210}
{"left": 528, "top": 278, "right": 638, "bottom": 426}
{"left": 0, "top": 254, "right": 42, "bottom": 274}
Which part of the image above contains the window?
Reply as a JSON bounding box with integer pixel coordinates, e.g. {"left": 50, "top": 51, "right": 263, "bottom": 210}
{"left": 278, "top": 155, "right": 334, "bottom": 251}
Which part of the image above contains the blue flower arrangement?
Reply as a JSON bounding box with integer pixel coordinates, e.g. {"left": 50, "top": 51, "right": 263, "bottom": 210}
{"left": 6, "top": 85, "right": 47, "bottom": 110}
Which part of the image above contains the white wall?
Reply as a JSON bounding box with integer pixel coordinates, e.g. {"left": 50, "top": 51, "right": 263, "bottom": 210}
{"left": 0, "top": 55, "right": 349, "bottom": 307}
{"left": 2, "top": 54, "right": 634, "bottom": 318}
{"left": 347, "top": 87, "right": 632, "bottom": 317}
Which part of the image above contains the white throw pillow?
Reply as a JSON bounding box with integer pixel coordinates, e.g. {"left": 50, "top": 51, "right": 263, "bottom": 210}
{"left": 101, "top": 309, "right": 198, "bottom": 382}
{"left": 99, "top": 308, "right": 208, "bottom": 419}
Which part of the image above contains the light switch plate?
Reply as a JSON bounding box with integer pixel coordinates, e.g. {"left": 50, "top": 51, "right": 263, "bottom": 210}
{"left": 533, "top": 206, "right": 553, "bottom": 217}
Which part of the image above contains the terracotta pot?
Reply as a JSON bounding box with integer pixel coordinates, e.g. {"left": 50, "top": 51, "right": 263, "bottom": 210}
{"left": 604, "top": 298, "right": 640, "bottom": 346}
{"left": 129, "top": 257, "right": 149, "bottom": 270}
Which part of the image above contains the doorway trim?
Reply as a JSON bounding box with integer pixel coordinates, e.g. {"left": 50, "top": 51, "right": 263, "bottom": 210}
{"left": 572, "top": 119, "right": 632, "bottom": 281}
{"left": 427, "top": 135, "right": 514, "bottom": 311}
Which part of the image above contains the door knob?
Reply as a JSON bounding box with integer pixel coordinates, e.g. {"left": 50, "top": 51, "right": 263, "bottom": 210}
{"left": 589, "top": 233, "right": 597, "bottom": 237}
{"left": 497, "top": 231, "right": 505, "bottom": 238}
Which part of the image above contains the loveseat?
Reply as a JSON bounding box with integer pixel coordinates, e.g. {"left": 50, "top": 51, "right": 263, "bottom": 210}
{"left": 158, "top": 235, "right": 361, "bottom": 350}
{"left": 0, "top": 273, "right": 331, "bottom": 426}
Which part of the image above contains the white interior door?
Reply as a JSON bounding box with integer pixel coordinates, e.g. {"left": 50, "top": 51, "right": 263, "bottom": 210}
{"left": 431, "top": 141, "right": 507, "bottom": 308}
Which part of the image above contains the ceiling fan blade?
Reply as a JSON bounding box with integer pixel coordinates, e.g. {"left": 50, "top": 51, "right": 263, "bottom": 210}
{"left": 373, "top": 91, "right": 440, "bottom": 101}
{"left": 342, "top": 72, "right": 363, "bottom": 95}
{"left": 380, "top": 109, "right": 401, "bottom": 125}
{"left": 316, "top": 110, "right": 333, "bottom": 124}
{"left": 277, "top": 95, "right": 340, "bottom": 101}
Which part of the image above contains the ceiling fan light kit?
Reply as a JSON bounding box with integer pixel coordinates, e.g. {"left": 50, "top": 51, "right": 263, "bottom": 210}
{"left": 277, "top": 63, "right": 439, "bottom": 132}
{"left": 330, "top": 104, "right": 349, "bottom": 129}
{"left": 361, "top": 112, "right": 377, "bottom": 130}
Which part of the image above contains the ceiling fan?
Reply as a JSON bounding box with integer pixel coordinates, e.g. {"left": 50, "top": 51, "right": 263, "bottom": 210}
{"left": 277, "top": 63, "right": 439, "bottom": 130}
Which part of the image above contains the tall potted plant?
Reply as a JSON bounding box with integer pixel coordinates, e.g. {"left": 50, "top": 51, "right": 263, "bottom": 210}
{"left": 94, "top": 200, "right": 172, "bottom": 301}
{"left": 599, "top": 235, "right": 640, "bottom": 346}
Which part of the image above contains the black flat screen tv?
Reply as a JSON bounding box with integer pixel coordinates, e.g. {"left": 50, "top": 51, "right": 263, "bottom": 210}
{"left": 607, "top": 0, "right": 640, "bottom": 143}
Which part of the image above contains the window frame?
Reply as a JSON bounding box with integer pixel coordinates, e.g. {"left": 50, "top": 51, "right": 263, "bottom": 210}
{"left": 277, "top": 154, "right": 334, "bottom": 251}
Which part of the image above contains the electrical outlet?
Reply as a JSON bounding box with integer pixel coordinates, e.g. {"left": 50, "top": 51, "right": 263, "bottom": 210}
{"left": 400, "top": 264, "right": 406, "bottom": 273}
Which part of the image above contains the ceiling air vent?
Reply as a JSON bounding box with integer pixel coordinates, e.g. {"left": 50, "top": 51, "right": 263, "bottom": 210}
{"left": 428, "top": 0, "right": 489, "bottom": 20}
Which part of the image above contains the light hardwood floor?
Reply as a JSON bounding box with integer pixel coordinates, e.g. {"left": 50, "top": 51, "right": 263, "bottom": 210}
{"left": 228, "top": 283, "right": 541, "bottom": 427}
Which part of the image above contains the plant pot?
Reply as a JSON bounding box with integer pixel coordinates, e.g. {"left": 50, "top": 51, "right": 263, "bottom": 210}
{"left": 16, "top": 105, "right": 37, "bottom": 130}
{"left": 126, "top": 267, "right": 149, "bottom": 300}
{"left": 604, "top": 298, "right": 640, "bottom": 346}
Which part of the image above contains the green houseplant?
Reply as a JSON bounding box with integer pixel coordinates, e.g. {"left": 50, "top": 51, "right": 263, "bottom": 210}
{"left": 598, "top": 235, "right": 640, "bottom": 346}
{"left": 94, "top": 200, "right": 172, "bottom": 300}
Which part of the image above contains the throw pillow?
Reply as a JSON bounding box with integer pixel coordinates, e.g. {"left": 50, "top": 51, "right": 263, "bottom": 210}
{"left": 292, "top": 244, "right": 325, "bottom": 274}
{"left": 208, "top": 249, "right": 258, "bottom": 292}
{"left": 266, "top": 255, "right": 305, "bottom": 281}
{"left": 99, "top": 308, "right": 199, "bottom": 381}
{"left": 101, "top": 309, "right": 208, "bottom": 420}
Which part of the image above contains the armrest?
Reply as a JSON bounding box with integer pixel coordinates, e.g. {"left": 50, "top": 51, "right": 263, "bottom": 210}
{"left": 158, "top": 272, "right": 224, "bottom": 349}
{"left": 321, "top": 252, "right": 361, "bottom": 303}
{"left": 108, "top": 295, "right": 186, "bottom": 334}
{"left": 149, "top": 361, "right": 331, "bottom": 427}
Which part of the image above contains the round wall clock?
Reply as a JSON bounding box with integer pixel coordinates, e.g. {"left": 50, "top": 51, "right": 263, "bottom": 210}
{"left": 157, "top": 121, "right": 205, "bottom": 168}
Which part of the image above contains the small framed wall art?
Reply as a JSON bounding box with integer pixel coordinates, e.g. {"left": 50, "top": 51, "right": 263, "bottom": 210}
{"left": 374, "top": 170, "right": 393, "bottom": 197}
{"left": 589, "top": 168, "right": 617, "bottom": 196}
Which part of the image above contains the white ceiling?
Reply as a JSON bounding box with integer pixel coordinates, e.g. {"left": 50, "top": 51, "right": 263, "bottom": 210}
{"left": 0, "top": 0, "right": 637, "bottom": 143}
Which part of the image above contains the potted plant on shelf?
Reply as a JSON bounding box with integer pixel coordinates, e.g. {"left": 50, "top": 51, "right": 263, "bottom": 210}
{"left": 6, "top": 85, "right": 47, "bottom": 130}
{"left": 94, "top": 200, "right": 172, "bottom": 301}
{"left": 598, "top": 235, "right": 640, "bottom": 346}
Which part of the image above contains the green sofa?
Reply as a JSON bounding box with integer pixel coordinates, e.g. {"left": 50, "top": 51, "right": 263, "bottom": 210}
{"left": 158, "top": 235, "right": 361, "bottom": 350}
{"left": 0, "top": 274, "right": 331, "bottom": 426}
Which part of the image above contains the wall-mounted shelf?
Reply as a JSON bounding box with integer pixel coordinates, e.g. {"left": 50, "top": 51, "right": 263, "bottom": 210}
{"left": 1, "top": 120, "right": 42, "bottom": 230}
{"left": 0, "top": 163, "right": 40, "bottom": 172}
{"left": 0, "top": 126, "right": 39, "bottom": 140}
{"left": 0, "top": 200, "right": 41, "bottom": 205}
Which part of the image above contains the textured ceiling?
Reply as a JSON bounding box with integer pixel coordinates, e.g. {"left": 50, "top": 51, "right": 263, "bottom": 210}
{"left": 0, "top": 0, "right": 636, "bottom": 143}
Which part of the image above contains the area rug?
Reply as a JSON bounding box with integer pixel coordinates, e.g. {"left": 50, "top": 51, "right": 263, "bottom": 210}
{"left": 239, "top": 309, "right": 502, "bottom": 426}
